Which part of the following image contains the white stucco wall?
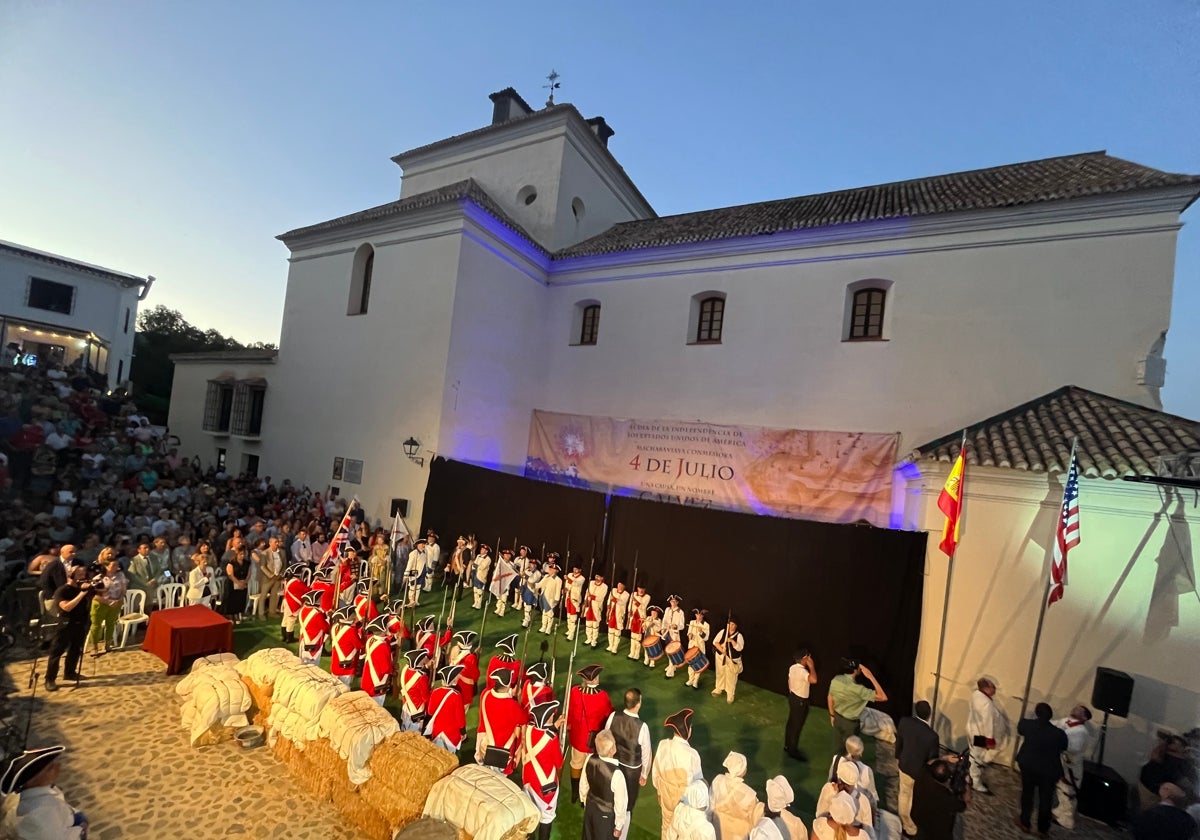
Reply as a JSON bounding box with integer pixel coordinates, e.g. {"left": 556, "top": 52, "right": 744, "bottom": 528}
{"left": 167, "top": 358, "right": 275, "bottom": 474}
{"left": 397, "top": 113, "right": 650, "bottom": 252}
{"left": 534, "top": 205, "right": 1179, "bottom": 460}
{"left": 907, "top": 461, "right": 1200, "bottom": 783}
{"left": 0, "top": 248, "right": 144, "bottom": 387}
{"left": 257, "top": 219, "right": 466, "bottom": 525}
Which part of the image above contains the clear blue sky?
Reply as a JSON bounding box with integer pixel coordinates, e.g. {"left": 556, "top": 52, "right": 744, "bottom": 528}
{"left": 2, "top": 1, "right": 1198, "bottom": 416}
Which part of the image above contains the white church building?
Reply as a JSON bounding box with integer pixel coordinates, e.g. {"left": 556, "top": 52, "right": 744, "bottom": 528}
{"left": 169, "top": 87, "right": 1200, "bottom": 778}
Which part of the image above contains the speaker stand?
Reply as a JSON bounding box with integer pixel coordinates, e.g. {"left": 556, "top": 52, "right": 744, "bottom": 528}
{"left": 1097, "top": 709, "right": 1111, "bottom": 765}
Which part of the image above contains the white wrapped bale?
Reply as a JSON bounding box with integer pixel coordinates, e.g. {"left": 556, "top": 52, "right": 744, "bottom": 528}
{"left": 423, "top": 765, "right": 539, "bottom": 840}
{"left": 176, "top": 665, "right": 251, "bottom": 746}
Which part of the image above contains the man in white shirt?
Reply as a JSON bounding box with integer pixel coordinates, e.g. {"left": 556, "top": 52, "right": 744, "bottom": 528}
{"left": 1052, "top": 704, "right": 1094, "bottom": 829}
{"left": 580, "top": 730, "right": 628, "bottom": 840}
{"left": 784, "top": 648, "right": 817, "bottom": 760}
{"left": 603, "top": 689, "right": 653, "bottom": 840}
{"left": 291, "top": 529, "right": 314, "bottom": 566}
{"left": 423, "top": 533, "right": 440, "bottom": 592}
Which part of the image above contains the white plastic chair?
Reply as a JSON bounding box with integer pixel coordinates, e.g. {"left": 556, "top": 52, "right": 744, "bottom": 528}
{"left": 246, "top": 574, "right": 265, "bottom": 618}
{"left": 116, "top": 590, "right": 149, "bottom": 648}
{"left": 156, "top": 583, "right": 185, "bottom": 610}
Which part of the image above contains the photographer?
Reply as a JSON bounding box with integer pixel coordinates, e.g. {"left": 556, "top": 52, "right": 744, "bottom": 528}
{"left": 911, "top": 756, "right": 970, "bottom": 840}
{"left": 45, "top": 564, "right": 96, "bottom": 691}
{"left": 87, "top": 550, "right": 126, "bottom": 656}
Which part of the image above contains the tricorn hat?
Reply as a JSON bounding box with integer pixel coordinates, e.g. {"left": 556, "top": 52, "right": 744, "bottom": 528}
{"left": 648, "top": 605, "right": 663, "bottom": 616}
{"left": 490, "top": 667, "right": 514, "bottom": 689}
{"left": 284, "top": 563, "right": 306, "bottom": 579}
{"left": 665, "top": 708, "right": 694, "bottom": 740}
{"left": 577, "top": 664, "right": 603, "bottom": 682}
{"left": 546, "top": 551, "right": 559, "bottom": 560}
{"left": 438, "top": 664, "right": 464, "bottom": 685}
{"left": 1, "top": 746, "right": 65, "bottom": 795}
{"left": 496, "top": 633, "right": 518, "bottom": 656}
{"left": 405, "top": 648, "right": 430, "bottom": 669}
{"left": 500, "top": 548, "right": 513, "bottom": 557}
{"left": 453, "top": 630, "right": 478, "bottom": 649}
{"left": 525, "top": 661, "right": 549, "bottom": 684}
{"left": 415, "top": 537, "right": 427, "bottom": 546}
{"left": 301, "top": 590, "right": 323, "bottom": 607}
{"left": 530, "top": 700, "right": 560, "bottom": 730}
{"left": 418, "top": 615, "right": 435, "bottom": 632}
{"left": 331, "top": 605, "right": 356, "bottom": 625}
{"left": 354, "top": 578, "right": 373, "bottom": 595}
{"left": 364, "top": 616, "right": 390, "bottom": 636}
{"left": 667, "top": 594, "right": 681, "bottom": 604}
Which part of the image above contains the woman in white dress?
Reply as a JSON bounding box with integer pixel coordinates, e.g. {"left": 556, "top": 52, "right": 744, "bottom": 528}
{"left": 187, "top": 552, "right": 213, "bottom": 606}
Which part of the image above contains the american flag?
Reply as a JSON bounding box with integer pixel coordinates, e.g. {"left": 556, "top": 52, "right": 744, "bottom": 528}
{"left": 1048, "top": 450, "right": 1081, "bottom": 606}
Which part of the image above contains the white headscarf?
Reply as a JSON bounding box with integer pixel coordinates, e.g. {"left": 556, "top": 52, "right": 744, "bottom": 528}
{"left": 722, "top": 751, "right": 747, "bottom": 778}
{"left": 765, "top": 775, "right": 793, "bottom": 811}
{"left": 829, "top": 791, "right": 857, "bottom": 825}
{"left": 682, "top": 779, "right": 710, "bottom": 810}
{"left": 836, "top": 759, "right": 861, "bottom": 786}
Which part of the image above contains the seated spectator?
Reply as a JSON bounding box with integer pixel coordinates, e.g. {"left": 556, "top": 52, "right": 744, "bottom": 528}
{"left": 1139, "top": 733, "right": 1197, "bottom": 811}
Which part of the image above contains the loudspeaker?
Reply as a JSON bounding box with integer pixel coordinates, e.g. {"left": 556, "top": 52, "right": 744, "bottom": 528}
{"left": 390, "top": 498, "right": 409, "bottom": 518}
{"left": 1076, "top": 761, "right": 1127, "bottom": 825}
{"left": 1092, "top": 667, "right": 1134, "bottom": 718}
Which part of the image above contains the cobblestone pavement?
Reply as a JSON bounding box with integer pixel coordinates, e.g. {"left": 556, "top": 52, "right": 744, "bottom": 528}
{"left": 874, "top": 741, "right": 1131, "bottom": 839}
{"left": 2, "top": 646, "right": 364, "bottom": 840}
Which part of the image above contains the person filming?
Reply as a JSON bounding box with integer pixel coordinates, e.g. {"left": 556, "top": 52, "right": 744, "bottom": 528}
{"left": 45, "top": 564, "right": 96, "bottom": 691}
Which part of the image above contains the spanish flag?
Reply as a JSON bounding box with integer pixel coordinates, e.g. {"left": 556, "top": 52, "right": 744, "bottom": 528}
{"left": 937, "top": 443, "right": 966, "bottom": 556}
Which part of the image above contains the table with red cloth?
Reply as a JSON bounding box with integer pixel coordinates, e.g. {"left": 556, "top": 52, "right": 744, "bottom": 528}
{"left": 141, "top": 605, "right": 234, "bottom": 675}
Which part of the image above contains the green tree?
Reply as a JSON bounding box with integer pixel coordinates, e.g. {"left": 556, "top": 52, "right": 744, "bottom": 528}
{"left": 130, "top": 305, "right": 276, "bottom": 422}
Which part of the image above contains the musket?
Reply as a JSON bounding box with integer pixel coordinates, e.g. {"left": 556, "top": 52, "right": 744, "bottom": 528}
{"left": 548, "top": 539, "right": 569, "bottom": 687}
{"left": 429, "top": 575, "right": 459, "bottom": 679}
{"left": 515, "top": 600, "right": 536, "bottom": 697}
{"left": 558, "top": 549, "right": 593, "bottom": 743}
{"left": 625, "top": 550, "right": 639, "bottom": 629}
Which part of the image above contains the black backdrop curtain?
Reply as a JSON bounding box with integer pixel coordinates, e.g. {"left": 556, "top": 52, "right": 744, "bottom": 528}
{"left": 606, "top": 495, "right": 926, "bottom": 718}
{"left": 420, "top": 457, "right": 607, "bottom": 564}
{"left": 421, "top": 459, "right": 926, "bottom": 717}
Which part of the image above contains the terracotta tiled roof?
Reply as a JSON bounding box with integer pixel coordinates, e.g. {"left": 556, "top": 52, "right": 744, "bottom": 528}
{"left": 554, "top": 152, "right": 1200, "bottom": 259}
{"left": 911, "top": 386, "right": 1200, "bottom": 479}
{"left": 276, "top": 179, "right": 546, "bottom": 252}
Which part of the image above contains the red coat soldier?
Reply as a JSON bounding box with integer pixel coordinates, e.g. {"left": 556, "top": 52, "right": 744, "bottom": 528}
{"left": 329, "top": 606, "right": 363, "bottom": 685}
{"left": 521, "top": 661, "right": 556, "bottom": 712}
{"left": 487, "top": 633, "right": 524, "bottom": 688}
{"left": 361, "top": 616, "right": 395, "bottom": 705}
{"left": 475, "top": 668, "right": 529, "bottom": 776}
{"left": 353, "top": 579, "right": 379, "bottom": 623}
{"left": 400, "top": 648, "right": 431, "bottom": 732}
{"left": 310, "top": 567, "right": 337, "bottom": 613}
{"left": 298, "top": 590, "right": 328, "bottom": 665}
{"left": 449, "top": 630, "right": 480, "bottom": 705}
{"left": 425, "top": 664, "right": 467, "bottom": 753}
{"left": 522, "top": 700, "right": 564, "bottom": 840}
{"left": 281, "top": 563, "right": 309, "bottom": 644}
{"left": 564, "top": 664, "right": 615, "bottom": 804}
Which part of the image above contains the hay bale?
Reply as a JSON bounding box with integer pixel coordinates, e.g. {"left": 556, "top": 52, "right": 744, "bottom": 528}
{"left": 368, "top": 731, "right": 458, "bottom": 791}
{"left": 242, "top": 676, "right": 273, "bottom": 726}
{"left": 331, "top": 785, "right": 393, "bottom": 840}
{"left": 360, "top": 732, "right": 460, "bottom": 829}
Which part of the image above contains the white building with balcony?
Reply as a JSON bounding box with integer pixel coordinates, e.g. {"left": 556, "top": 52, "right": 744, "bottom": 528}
{"left": 0, "top": 239, "right": 153, "bottom": 387}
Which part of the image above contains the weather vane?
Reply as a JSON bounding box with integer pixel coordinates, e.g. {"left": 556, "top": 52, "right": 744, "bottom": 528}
{"left": 544, "top": 69, "right": 561, "bottom": 106}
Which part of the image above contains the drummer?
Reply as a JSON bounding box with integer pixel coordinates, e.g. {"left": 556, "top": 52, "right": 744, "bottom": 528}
{"left": 684, "top": 609, "right": 711, "bottom": 690}
{"left": 641, "top": 605, "right": 664, "bottom": 668}
{"left": 661, "top": 596, "right": 686, "bottom": 679}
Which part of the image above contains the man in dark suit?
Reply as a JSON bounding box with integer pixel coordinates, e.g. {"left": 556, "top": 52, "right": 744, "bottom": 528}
{"left": 1015, "top": 702, "right": 1068, "bottom": 836}
{"left": 896, "top": 700, "right": 939, "bottom": 836}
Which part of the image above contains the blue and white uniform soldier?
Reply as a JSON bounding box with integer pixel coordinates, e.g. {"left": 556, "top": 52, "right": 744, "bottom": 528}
{"left": 405, "top": 537, "right": 428, "bottom": 608}
{"left": 521, "top": 559, "right": 543, "bottom": 628}
{"left": 537, "top": 558, "right": 562, "bottom": 634}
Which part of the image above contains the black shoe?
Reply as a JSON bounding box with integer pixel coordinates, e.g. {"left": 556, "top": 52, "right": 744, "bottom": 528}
{"left": 66, "top": 672, "right": 85, "bottom": 681}
{"left": 44, "top": 679, "right": 59, "bottom": 692}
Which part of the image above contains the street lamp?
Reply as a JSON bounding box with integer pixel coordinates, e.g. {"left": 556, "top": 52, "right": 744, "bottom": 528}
{"left": 403, "top": 437, "right": 424, "bottom": 467}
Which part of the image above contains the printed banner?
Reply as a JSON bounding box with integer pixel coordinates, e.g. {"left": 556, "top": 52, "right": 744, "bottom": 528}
{"left": 524, "top": 410, "right": 899, "bottom": 525}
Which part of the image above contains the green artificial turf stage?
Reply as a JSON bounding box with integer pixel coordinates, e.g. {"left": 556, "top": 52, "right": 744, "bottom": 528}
{"left": 231, "top": 591, "right": 873, "bottom": 840}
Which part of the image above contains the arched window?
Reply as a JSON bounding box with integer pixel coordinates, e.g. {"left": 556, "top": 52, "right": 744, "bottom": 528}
{"left": 580, "top": 304, "right": 600, "bottom": 345}
{"left": 348, "top": 244, "right": 374, "bottom": 316}
{"left": 848, "top": 287, "right": 886, "bottom": 340}
{"left": 696, "top": 296, "right": 724, "bottom": 343}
